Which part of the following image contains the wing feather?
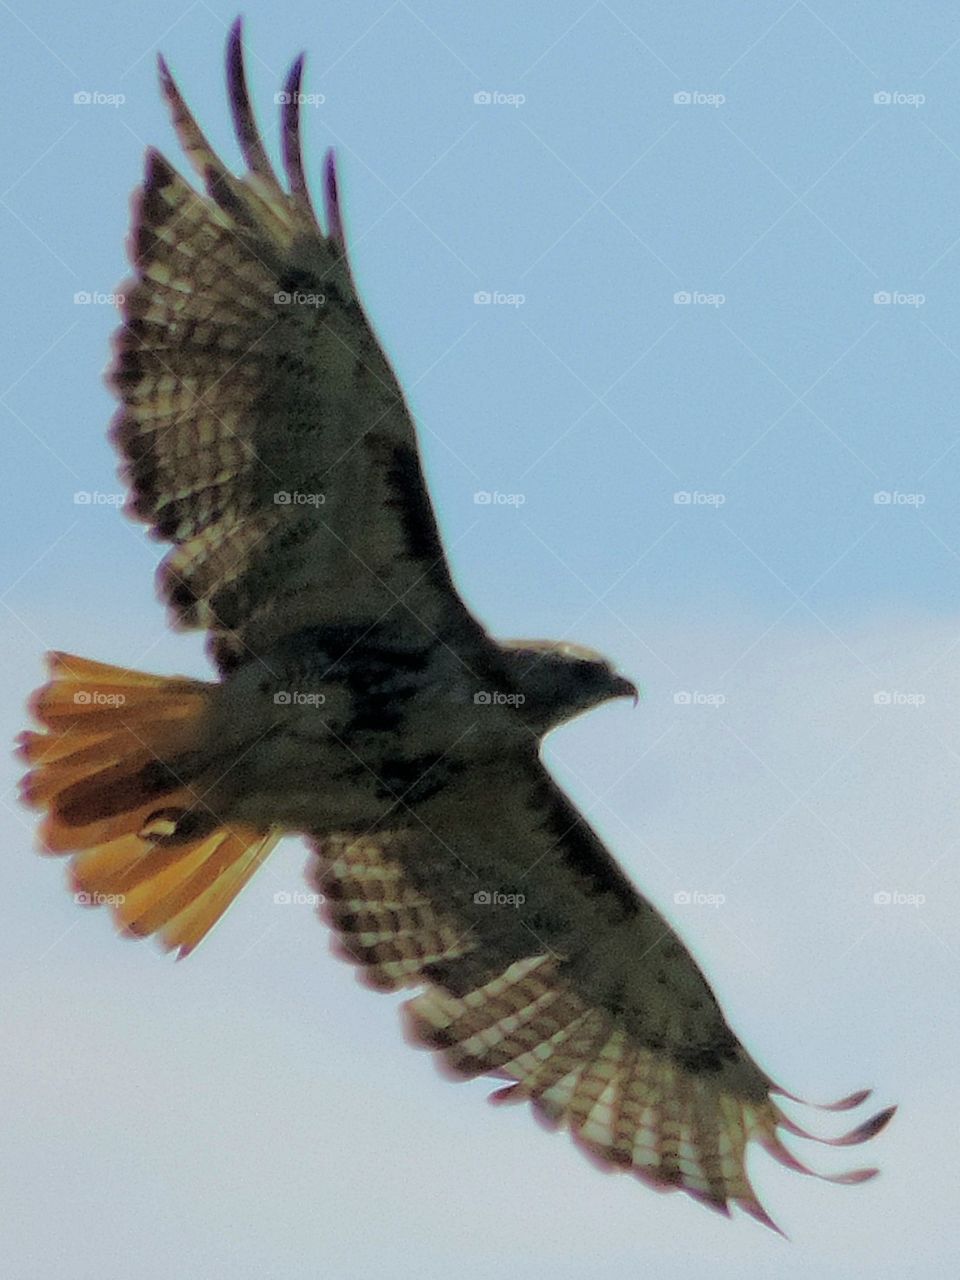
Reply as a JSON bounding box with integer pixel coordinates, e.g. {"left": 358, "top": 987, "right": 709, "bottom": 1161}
{"left": 112, "top": 19, "right": 479, "bottom": 674}
{"left": 309, "top": 753, "right": 894, "bottom": 1227}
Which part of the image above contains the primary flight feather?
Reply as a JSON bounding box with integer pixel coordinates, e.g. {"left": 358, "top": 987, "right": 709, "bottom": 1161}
{"left": 18, "top": 18, "right": 892, "bottom": 1231}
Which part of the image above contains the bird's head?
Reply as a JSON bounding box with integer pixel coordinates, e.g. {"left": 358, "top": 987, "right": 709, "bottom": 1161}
{"left": 496, "top": 639, "right": 638, "bottom": 735}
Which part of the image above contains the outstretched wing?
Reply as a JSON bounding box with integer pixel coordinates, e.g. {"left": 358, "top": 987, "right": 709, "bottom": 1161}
{"left": 111, "top": 19, "right": 481, "bottom": 673}
{"left": 309, "top": 751, "right": 893, "bottom": 1230}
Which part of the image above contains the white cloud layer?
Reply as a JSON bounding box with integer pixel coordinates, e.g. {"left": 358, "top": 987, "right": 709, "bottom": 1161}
{"left": 1, "top": 611, "right": 953, "bottom": 1278}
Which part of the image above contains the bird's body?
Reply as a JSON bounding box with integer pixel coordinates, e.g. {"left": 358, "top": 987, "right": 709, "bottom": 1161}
{"left": 190, "top": 623, "right": 539, "bottom": 830}
{"left": 18, "top": 18, "right": 893, "bottom": 1231}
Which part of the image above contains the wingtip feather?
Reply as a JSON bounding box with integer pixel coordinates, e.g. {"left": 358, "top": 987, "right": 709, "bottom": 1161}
{"left": 226, "top": 14, "right": 276, "bottom": 183}
{"left": 773, "top": 1084, "right": 874, "bottom": 1111}
{"left": 323, "top": 147, "right": 344, "bottom": 247}
{"left": 280, "top": 52, "right": 320, "bottom": 226}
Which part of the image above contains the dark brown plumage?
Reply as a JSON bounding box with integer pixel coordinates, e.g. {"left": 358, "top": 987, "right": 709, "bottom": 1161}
{"left": 18, "top": 18, "right": 893, "bottom": 1232}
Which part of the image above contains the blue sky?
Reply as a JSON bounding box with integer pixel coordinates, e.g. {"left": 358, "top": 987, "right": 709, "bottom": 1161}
{"left": 2, "top": 3, "right": 958, "bottom": 1277}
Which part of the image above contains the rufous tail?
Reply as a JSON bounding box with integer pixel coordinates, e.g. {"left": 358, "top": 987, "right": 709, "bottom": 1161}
{"left": 18, "top": 651, "right": 281, "bottom": 956}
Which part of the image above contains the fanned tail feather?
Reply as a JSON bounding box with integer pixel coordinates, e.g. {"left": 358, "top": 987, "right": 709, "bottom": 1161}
{"left": 18, "top": 651, "right": 280, "bottom": 955}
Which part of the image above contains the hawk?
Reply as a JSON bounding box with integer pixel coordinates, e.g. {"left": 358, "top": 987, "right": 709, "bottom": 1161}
{"left": 19, "top": 19, "right": 892, "bottom": 1231}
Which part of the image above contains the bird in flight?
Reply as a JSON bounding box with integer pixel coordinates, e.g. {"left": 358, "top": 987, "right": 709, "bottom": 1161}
{"left": 19, "top": 18, "right": 892, "bottom": 1231}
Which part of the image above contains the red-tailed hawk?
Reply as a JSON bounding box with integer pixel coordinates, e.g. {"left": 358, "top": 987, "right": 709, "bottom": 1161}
{"left": 19, "top": 18, "right": 892, "bottom": 1232}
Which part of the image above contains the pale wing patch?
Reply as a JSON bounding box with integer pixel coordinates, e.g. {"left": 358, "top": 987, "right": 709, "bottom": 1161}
{"left": 402, "top": 954, "right": 895, "bottom": 1229}
{"left": 310, "top": 834, "right": 478, "bottom": 990}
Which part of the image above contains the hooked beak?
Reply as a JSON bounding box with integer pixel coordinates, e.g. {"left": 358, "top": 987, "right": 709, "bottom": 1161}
{"left": 612, "top": 675, "right": 639, "bottom": 707}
